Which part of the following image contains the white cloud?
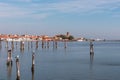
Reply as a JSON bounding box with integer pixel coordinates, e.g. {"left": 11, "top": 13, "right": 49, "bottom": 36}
{"left": 7, "top": 0, "right": 32, "bottom": 2}
{"left": 0, "top": 0, "right": 120, "bottom": 19}
{"left": 0, "top": 3, "right": 29, "bottom": 17}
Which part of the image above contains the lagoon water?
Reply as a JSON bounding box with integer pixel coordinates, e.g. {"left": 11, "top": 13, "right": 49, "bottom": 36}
{"left": 0, "top": 41, "right": 120, "bottom": 80}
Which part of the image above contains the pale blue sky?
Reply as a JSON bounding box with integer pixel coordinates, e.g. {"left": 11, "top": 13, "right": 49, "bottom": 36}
{"left": 0, "top": 0, "right": 120, "bottom": 39}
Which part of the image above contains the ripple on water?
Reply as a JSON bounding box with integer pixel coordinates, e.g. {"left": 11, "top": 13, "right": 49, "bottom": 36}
{"left": 100, "top": 63, "right": 120, "bottom": 66}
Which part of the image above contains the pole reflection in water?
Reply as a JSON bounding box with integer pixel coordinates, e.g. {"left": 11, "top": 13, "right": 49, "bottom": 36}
{"left": 7, "top": 63, "right": 12, "bottom": 80}
{"left": 89, "top": 53, "right": 94, "bottom": 80}
{"left": 31, "top": 52, "right": 35, "bottom": 80}
{"left": 90, "top": 53, "right": 94, "bottom": 69}
{"left": 32, "top": 70, "right": 34, "bottom": 80}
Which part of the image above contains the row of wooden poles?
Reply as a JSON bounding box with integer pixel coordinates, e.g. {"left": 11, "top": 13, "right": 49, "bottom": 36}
{"left": 0, "top": 40, "right": 68, "bottom": 51}
{"left": 6, "top": 41, "right": 94, "bottom": 80}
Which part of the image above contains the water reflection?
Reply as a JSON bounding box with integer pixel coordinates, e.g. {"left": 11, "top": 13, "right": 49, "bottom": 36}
{"left": 7, "top": 63, "right": 12, "bottom": 80}
{"left": 89, "top": 52, "right": 94, "bottom": 80}
{"left": 90, "top": 53, "right": 94, "bottom": 69}
{"left": 31, "top": 70, "right": 34, "bottom": 80}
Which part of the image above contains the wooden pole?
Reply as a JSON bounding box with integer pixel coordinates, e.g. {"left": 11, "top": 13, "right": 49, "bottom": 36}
{"left": 64, "top": 40, "right": 67, "bottom": 49}
{"left": 36, "top": 41, "right": 38, "bottom": 49}
{"left": 7, "top": 50, "right": 12, "bottom": 66}
{"left": 90, "top": 42, "right": 94, "bottom": 54}
{"left": 55, "top": 41, "right": 57, "bottom": 48}
{"left": 42, "top": 40, "right": 44, "bottom": 48}
{"left": 16, "top": 56, "right": 20, "bottom": 80}
{"left": 31, "top": 52, "right": 35, "bottom": 73}
{"left": 47, "top": 41, "right": 49, "bottom": 48}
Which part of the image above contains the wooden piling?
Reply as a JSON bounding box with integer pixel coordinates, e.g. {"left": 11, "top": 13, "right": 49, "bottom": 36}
{"left": 6, "top": 41, "right": 8, "bottom": 48}
{"left": 64, "top": 40, "right": 67, "bottom": 49}
{"left": 42, "top": 40, "right": 44, "bottom": 48}
{"left": 47, "top": 41, "right": 49, "bottom": 48}
{"left": 20, "top": 41, "right": 24, "bottom": 53}
{"left": 11, "top": 41, "right": 14, "bottom": 50}
{"left": 90, "top": 42, "right": 94, "bottom": 54}
{"left": 36, "top": 41, "right": 38, "bottom": 49}
{"left": 6, "top": 50, "right": 12, "bottom": 66}
{"left": 16, "top": 56, "right": 20, "bottom": 80}
{"left": 31, "top": 52, "right": 35, "bottom": 73}
{"left": 55, "top": 41, "right": 58, "bottom": 48}
{"left": 31, "top": 41, "right": 33, "bottom": 48}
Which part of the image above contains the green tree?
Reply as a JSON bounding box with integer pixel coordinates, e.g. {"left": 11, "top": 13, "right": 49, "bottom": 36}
{"left": 68, "top": 35, "right": 74, "bottom": 40}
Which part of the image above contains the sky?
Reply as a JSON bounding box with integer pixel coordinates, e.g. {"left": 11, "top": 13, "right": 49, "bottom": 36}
{"left": 0, "top": 0, "right": 120, "bottom": 39}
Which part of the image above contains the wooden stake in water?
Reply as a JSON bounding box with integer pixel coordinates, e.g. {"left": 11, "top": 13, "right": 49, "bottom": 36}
{"left": 64, "top": 40, "right": 67, "bottom": 49}
{"left": 42, "top": 40, "right": 44, "bottom": 48}
{"left": 31, "top": 52, "right": 35, "bottom": 73}
{"left": 6, "top": 50, "right": 12, "bottom": 66}
{"left": 16, "top": 55, "right": 20, "bottom": 80}
{"left": 47, "top": 41, "right": 49, "bottom": 48}
{"left": 36, "top": 41, "right": 38, "bottom": 49}
{"left": 55, "top": 41, "right": 57, "bottom": 48}
{"left": 90, "top": 42, "right": 94, "bottom": 54}
{"left": 11, "top": 41, "right": 14, "bottom": 50}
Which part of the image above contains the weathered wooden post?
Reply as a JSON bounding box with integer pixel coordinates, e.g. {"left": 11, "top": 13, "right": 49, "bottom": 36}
{"left": 20, "top": 41, "right": 24, "bottom": 53}
{"left": 64, "top": 40, "right": 67, "bottom": 49}
{"left": 16, "top": 55, "right": 20, "bottom": 80}
{"left": 47, "top": 41, "right": 49, "bottom": 48}
{"left": 6, "top": 50, "right": 12, "bottom": 66}
{"left": 20, "top": 41, "right": 24, "bottom": 49}
{"left": 36, "top": 41, "right": 38, "bottom": 49}
{"left": 31, "top": 41, "right": 33, "bottom": 48}
{"left": 6, "top": 41, "right": 8, "bottom": 48}
{"left": 53, "top": 40, "right": 55, "bottom": 49}
{"left": 55, "top": 41, "right": 58, "bottom": 48}
{"left": 42, "top": 40, "right": 44, "bottom": 48}
{"left": 28, "top": 41, "right": 30, "bottom": 51}
{"left": 16, "top": 41, "right": 18, "bottom": 49}
{"left": 31, "top": 52, "right": 35, "bottom": 73}
{"left": 11, "top": 41, "right": 14, "bottom": 50}
{"left": 90, "top": 42, "right": 94, "bottom": 54}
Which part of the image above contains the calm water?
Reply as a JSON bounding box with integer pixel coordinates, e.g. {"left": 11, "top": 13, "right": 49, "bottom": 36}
{"left": 0, "top": 41, "right": 120, "bottom": 80}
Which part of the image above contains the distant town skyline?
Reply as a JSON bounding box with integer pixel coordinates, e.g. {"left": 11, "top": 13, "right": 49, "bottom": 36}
{"left": 0, "top": 0, "right": 120, "bottom": 39}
